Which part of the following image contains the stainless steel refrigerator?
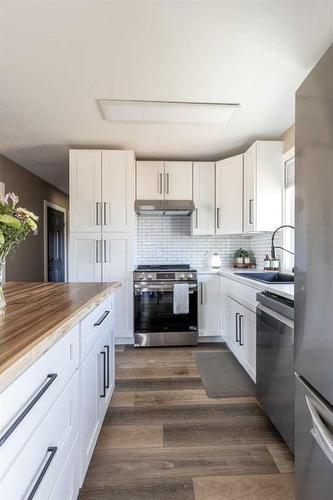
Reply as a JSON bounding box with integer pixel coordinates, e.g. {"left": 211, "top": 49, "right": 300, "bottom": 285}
{"left": 295, "top": 43, "right": 333, "bottom": 499}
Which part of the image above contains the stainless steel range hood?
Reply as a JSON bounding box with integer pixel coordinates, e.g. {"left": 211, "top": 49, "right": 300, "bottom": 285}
{"left": 135, "top": 200, "right": 195, "bottom": 216}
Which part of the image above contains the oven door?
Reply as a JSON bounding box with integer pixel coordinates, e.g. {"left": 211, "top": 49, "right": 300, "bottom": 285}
{"left": 134, "top": 282, "right": 198, "bottom": 334}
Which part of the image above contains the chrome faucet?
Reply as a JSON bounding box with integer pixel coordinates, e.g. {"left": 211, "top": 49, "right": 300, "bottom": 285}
{"left": 271, "top": 225, "right": 295, "bottom": 260}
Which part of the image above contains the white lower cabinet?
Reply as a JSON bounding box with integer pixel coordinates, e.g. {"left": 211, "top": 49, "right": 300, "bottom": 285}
{"left": 0, "top": 292, "right": 116, "bottom": 500}
{"left": 0, "top": 372, "right": 80, "bottom": 500}
{"left": 198, "top": 274, "right": 222, "bottom": 337}
{"left": 221, "top": 276, "right": 257, "bottom": 382}
{"left": 79, "top": 301, "right": 115, "bottom": 483}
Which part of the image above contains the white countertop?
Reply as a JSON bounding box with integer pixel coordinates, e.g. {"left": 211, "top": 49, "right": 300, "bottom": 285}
{"left": 197, "top": 267, "right": 294, "bottom": 301}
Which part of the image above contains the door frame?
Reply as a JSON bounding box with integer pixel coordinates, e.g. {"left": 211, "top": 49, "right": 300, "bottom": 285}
{"left": 43, "top": 200, "right": 67, "bottom": 282}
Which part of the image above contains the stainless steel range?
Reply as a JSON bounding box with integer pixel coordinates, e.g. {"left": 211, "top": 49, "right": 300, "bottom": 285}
{"left": 133, "top": 265, "right": 198, "bottom": 347}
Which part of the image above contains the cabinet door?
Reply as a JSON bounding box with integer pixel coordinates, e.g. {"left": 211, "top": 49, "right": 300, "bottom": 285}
{"left": 192, "top": 162, "right": 215, "bottom": 235}
{"left": 216, "top": 155, "right": 243, "bottom": 234}
{"left": 80, "top": 336, "right": 103, "bottom": 482}
{"left": 243, "top": 143, "right": 256, "bottom": 233}
{"left": 136, "top": 161, "right": 164, "bottom": 200}
{"left": 198, "top": 274, "right": 222, "bottom": 336}
{"left": 102, "top": 233, "right": 134, "bottom": 340}
{"left": 164, "top": 162, "right": 192, "bottom": 200}
{"left": 100, "top": 325, "right": 115, "bottom": 418}
{"left": 102, "top": 151, "right": 135, "bottom": 232}
{"left": 68, "top": 233, "right": 102, "bottom": 283}
{"left": 239, "top": 308, "right": 256, "bottom": 382}
{"left": 226, "top": 296, "right": 242, "bottom": 357}
{"left": 69, "top": 150, "right": 102, "bottom": 232}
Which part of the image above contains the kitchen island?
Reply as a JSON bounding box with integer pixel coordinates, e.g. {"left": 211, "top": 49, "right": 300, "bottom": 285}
{"left": 0, "top": 281, "right": 120, "bottom": 500}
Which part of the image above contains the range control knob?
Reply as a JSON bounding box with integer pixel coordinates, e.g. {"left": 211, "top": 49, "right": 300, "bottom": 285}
{"left": 146, "top": 273, "right": 153, "bottom": 280}
{"left": 187, "top": 273, "right": 194, "bottom": 280}
{"left": 178, "top": 273, "right": 186, "bottom": 280}
{"left": 138, "top": 273, "right": 146, "bottom": 281}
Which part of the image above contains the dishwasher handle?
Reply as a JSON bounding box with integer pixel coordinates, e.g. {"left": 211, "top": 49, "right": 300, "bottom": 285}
{"left": 257, "top": 291, "right": 294, "bottom": 320}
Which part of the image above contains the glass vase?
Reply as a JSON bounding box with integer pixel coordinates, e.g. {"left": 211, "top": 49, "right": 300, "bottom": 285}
{"left": 0, "top": 261, "right": 6, "bottom": 309}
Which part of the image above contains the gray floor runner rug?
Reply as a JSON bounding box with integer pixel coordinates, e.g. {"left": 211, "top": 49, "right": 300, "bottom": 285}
{"left": 193, "top": 350, "right": 256, "bottom": 398}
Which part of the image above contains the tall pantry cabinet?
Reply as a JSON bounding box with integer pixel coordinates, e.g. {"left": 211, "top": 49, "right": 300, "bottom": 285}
{"left": 69, "top": 150, "right": 135, "bottom": 343}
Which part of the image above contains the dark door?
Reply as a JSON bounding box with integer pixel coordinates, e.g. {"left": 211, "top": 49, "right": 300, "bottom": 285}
{"left": 47, "top": 206, "right": 65, "bottom": 282}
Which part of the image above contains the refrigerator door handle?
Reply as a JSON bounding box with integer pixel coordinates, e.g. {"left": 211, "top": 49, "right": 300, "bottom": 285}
{"left": 306, "top": 395, "right": 333, "bottom": 465}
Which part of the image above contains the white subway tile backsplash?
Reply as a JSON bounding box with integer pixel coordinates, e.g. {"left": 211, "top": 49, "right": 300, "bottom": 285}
{"left": 137, "top": 216, "right": 281, "bottom": 269}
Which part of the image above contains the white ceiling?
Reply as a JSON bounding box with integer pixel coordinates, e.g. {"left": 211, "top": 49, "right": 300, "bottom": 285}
{"left": 1, "top": 0, "right": 333, "bottom": 194}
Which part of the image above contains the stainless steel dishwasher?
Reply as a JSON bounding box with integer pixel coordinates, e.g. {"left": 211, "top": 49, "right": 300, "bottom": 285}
{"left": 256, "top": 291, "right": 295, "bottom": 452}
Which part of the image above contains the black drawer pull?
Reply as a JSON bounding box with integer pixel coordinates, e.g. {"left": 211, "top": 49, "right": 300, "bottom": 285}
{"left": 235, "top": 313, "right": 240, "bottom": 343}
{"left": 104, "top": 345, "right": 110, "bottom": 389}
{"left": 27, "top": 446, "right": 57, "bottom": 500}
{"left": 0, "top": 373, "right": 58, "bottom": 447}
{"left": 94, "top": 310, "right": 110, "bottom": 327}
{"left": 100, "top": 351, "right": 106, "bottom": 398}
{"left": 239, "top": 315, "right": 244, "bottom": 346}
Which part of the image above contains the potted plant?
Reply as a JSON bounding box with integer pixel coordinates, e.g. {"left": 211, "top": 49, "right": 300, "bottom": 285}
{"left": 0, "top": 192, "right": 38, "bottom": 308}
{"left": 234, "top": 248, "right": 250, "bottom": 265}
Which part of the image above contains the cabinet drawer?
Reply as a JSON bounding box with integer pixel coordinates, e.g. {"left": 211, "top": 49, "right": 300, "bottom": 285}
{"left": 0, "top": 371, "right": 79, "bottom": 500}
{"left": 227, "top": 279, "right": 258, "bottom": 312}
{"left": 80, "top": 295, "right": 113, "bottom": 361}
{"left": 49, "top": 436, "right": 80, "bottom": 500}
{"left": 0, "top": 325, "right": 79, "bottom": 478}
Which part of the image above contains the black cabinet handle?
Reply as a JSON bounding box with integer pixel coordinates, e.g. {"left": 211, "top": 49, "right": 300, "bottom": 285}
{"left": 94, "top": 310, "right": 110, "bottom": 327}
{"left": 235, "top": 312, "right": 240, "bottom": 343}
{"left": 104, "top": 345, "right": 110, "bottom": 389}
{"left": 100, "top": 351, "right": 106, "bottom": 398}
{"left": 239, "top": 315, "right": 244, "bottom": 346}
{"left": 0, "top": 373, "right": 58, "bottom": 447}
{"left": 27, "top": 446, "right": 57, "bottom": 500}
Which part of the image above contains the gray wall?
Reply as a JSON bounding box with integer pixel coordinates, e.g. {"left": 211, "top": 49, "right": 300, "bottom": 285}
{"left": 0, "top": 154, "right": 69, "bottom": 281}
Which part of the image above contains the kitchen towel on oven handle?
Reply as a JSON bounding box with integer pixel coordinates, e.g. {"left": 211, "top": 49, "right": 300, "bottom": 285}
{"left": 173, "top": 283, "right": 189, "bottom": 314}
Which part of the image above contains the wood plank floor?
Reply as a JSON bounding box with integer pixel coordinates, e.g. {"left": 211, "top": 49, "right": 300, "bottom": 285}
{"left": 79, "top": 345, "right": 295, "bottom": 500}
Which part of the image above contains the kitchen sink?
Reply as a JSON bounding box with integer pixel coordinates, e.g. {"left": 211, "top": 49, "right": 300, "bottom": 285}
{"left": 234, "top": 271, "right": 294, "bottom": 284}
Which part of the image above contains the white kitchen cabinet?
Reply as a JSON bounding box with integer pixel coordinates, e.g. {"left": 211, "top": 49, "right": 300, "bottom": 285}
{"left": 192, "top": 162, "right": 215, "bottom": 235}
{"left": 164, "top": 161, "right": 192, "bottom": 200}
{"left": 198, "top": 274, "right": 222, "bottom": 337}
{"left": 216, "top": 154, "right": 243, "bottom": 234}
{"left": 68, "top": 233, "right": 102, "bottom": 283}
{"left": 243, "top": 141, "right": 283, "bottom": 232}
{"left": 79, "top": 336, "right": 102, "bottom": 482}
{"left": 225, "top": 296, "right": 256, "bottom": 382}
{"left": 70, "top": 149, "right": 135, "bottom": 233}
{"left": 136, "top": 161, "right": 164, "bottom": 200}
{"left": 102, "top": 150, "right": 135, "bottom": 232}
{"left": 102, "top": 233, "right": 134, "bottom": 340}
{"left": 80, "top": 307, "right": 115, "bottom": 483}
{"left": 69, "top": 150, "right": 102, "bottom": 232}
{"left": 136, "top": 161, "right": 193, "bottom": 201}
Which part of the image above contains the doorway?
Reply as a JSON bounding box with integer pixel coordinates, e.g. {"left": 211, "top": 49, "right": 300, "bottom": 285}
{"left": 44, "top": 201, "right": 67, "bottom": 282}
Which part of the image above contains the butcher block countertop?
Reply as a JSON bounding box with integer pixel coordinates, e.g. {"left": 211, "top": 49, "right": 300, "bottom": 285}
{"left": 0, "top": 282, "right": 120, "bottom": 392}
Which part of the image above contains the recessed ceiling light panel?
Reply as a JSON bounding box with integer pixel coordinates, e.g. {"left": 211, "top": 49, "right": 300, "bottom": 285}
{"left": 97, "top": 99, "right": 240, "bottom": 125}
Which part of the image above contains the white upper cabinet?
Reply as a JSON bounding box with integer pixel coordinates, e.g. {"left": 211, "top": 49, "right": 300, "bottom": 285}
{"left": 136, "top": 161, "right": 193, "bottom": 201}
{"left": 192, "top": 162, "right": 215, "bottom": 235}
{"left": 70, "top": 149, "right": 135, "bottom": 233}
{"left": 216, "top": 154, "right": 244, "bottom": 235}
{"left": 69, "top": 150, "right": 102, "bottom": 232}
{"left": 164, "top": 162, "right": 192, "bottom": 200}
{"left": 136, "top": 161, "right": 164, "bottom": 200}
{"left": 243, "top": 141, "right": 283, "bottom": 232}
{"left": 102, "top": 151, "right": 135, "bottom": 232}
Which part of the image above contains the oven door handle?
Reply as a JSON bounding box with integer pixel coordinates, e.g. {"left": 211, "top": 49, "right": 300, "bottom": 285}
{"left": 134, "top": 284, "right": 197, "bottom": 293}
